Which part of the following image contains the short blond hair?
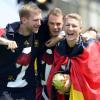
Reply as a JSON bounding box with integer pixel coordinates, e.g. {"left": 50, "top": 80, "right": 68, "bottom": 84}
{"left": 48, "top": 8, "right": 63, "bottom": 18}
{"left": 64, "top": 13, "right": 82, "bottom": 27}
{"left": 19, "top": 3, "right": 41, "bottom": 18}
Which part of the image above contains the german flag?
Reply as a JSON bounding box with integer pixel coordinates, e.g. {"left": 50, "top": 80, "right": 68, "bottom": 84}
{"left": 70, "top": 41, "right": 100, "bottom": 100}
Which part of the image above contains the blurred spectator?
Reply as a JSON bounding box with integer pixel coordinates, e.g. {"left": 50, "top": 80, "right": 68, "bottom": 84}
{"left": 82, "top": 27, "right": 97, "bottom": 41}
{"left": 96, "top": 32, "right": 100, "bottom": 41}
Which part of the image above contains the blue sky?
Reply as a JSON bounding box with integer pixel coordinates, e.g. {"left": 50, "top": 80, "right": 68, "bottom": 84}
{"left": 0, "top": 0, "right": 20, "bottom": 28}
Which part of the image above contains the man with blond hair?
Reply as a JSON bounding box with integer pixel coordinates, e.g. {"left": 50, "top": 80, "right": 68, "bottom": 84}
{"left": 46, "top": 13, "right": 90, "bottom": 100}
{"left": 0, "top": 3, "right": 42, "bottom": 100}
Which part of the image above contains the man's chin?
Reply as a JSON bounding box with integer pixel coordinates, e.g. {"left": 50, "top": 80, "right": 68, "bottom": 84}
{"left": 66, "top": 35, "right": 77, "bottom": 40}
{"left": 33, "top": 30, "right": 39, "bottom": 34}
{"left": 51, "top": 34, "right": 58, "bottom": 37}
{"left": 66, "top": 37, "right": 76, "bottom": 41}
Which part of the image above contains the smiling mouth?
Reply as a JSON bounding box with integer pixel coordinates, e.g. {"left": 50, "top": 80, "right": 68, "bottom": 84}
{"left": 34, "top": 27, "right": 39, "bottom": 29}
{"left": 67, "top": 33, "right": 74, "bottom": 36}
{"left": 52, "top": 31, "right": 59, "bottom": 34}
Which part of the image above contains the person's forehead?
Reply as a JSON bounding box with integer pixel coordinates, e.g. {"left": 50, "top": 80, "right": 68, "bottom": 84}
{"left": 88, "top": 30, "right": 97, "bottom": 34}
{"left": 48, "top": 15, "right": 63, "bottom": 22}
{"left": 29, "top": 12, "right": 42, "bottom": 18}
{"left": 65, "top": 18, "right": 80, "bottom": 24}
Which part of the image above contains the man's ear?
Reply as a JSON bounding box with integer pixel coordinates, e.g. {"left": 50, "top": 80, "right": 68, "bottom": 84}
{"left": 80, "top": 26, "right": 83, "bottom": 33}
{"left": 20, "top": 17, "right": 27, "bottom": 24}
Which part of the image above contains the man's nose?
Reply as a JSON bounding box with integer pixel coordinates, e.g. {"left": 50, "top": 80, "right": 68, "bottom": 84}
{"left": 54, "top": 25, "right": 58, "bottom": 29}
{"left": 69, "top": 25, "right": 73, "bottom": 30}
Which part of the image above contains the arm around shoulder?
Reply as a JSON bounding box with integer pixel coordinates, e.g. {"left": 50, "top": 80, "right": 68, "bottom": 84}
{"left": 45, "top": 32, "right": 65, "bottom": 47}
